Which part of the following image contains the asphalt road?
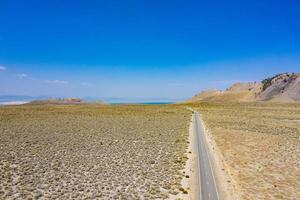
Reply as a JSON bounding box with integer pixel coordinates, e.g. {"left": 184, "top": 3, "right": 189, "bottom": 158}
{"left": 193, "top": 111, "right": 219, "bottom": 200}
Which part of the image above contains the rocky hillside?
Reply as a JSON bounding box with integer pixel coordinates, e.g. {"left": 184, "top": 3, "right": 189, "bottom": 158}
{"left": 188, "top": 73, "right": 300, "bottom": 102}
{"left": 258, "top": 73, "right": 300, "bottom": 101}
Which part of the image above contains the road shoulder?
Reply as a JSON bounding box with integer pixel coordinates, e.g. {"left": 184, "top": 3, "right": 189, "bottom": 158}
{"left": 188, "top": 112, "right": 199, "bottom": 200}
{"left": 199, "top": 115, "right": 240, "bottom": 200}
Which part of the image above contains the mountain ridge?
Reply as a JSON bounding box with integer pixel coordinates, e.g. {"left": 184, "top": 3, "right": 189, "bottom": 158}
{"left": 188, "top": 73, "right": 300, "bottom": 103}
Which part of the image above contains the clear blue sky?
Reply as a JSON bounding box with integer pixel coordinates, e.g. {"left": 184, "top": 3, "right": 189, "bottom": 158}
{"left": 0, "top": 0, "right": 299, "bottom": 101}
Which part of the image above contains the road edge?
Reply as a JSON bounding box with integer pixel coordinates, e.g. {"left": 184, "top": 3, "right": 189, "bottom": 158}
{"left": 199, "top": 115, "right": 241, "bottom": 200}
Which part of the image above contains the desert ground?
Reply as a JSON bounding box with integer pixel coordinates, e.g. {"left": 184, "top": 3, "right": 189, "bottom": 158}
{"left": 1, "top": 102, "right": 299, "bottom": 199}
{"left": 190, "top": 102, "right": 300, "bottom": 200}
{"left": 0, "top": 104, "right": 191, "bottom": 199}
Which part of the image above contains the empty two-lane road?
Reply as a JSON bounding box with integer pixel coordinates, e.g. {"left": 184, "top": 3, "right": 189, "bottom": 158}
{"left": 193, "top": 111, "right": 219, "bottom": 200}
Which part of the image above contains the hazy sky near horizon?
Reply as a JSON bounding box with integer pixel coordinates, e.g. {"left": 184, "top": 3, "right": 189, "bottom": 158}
{"left": 0, "top": 0, "right": 299, "bottom": 100}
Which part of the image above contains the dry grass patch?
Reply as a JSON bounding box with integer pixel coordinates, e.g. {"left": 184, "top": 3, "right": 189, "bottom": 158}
{"left": 190, "top": 102, "right": 300, "bottom": 200}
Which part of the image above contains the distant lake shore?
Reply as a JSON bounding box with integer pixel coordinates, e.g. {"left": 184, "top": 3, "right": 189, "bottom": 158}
{"left": 0, "top": 101, "right": 30, "bottom": 106}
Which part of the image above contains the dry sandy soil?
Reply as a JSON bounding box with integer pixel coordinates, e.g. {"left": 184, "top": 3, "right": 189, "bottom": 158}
{"left": 0, "top": 104, "right": 191, "bottom": 199}
{"left": 191, "top": 102, "right": 300, "bottom": 200}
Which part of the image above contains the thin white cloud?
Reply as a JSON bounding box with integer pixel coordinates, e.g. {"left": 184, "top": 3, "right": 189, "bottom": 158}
{"left": 17, "top": 73, "right": 28, "bottom": 79}
{"left": 0, "top": 66, "right": 6, "bottom": 71}
{"left": 45, "top": 80, "right": 69, "bottom": 84}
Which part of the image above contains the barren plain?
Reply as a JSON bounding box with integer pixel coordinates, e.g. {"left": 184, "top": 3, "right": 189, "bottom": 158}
{"left": 0, "top": 104, "right": 191, "bottom": 199}
{"left": 191, "top": 102, "right": 300, "bottom": 199}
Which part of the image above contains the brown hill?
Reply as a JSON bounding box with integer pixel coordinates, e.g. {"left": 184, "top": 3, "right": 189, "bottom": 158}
{"left": 189, "top": 89, "right": 224, "bottom": 101}
{"left": 188, "top": 73, "right": 300, "bottom": 103}
{"left": 188, "top": 82, "right": 262, "bottom": 103}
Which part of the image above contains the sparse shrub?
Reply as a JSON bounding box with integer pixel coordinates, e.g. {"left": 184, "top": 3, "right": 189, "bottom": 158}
{"left": 0, "top": 104, "right": 191, "bottom": 199}
{"left": 179, "top": 187, "right": 188, "bottom": 194}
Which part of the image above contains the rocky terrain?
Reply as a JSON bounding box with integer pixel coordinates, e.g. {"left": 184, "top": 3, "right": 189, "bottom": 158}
{"left": 189, "top": 73, "right": 300, "bottom": 102}
{"left": 191, "top": 102, "right": 300, "bottom": 199}
{"left": 0, "top": 104, "right": 190, "bottom": 199}
{"left": 259, "top": 73, "right": 300, "bottom": 101}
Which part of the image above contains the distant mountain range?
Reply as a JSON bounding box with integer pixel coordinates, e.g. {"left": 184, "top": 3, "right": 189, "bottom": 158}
{"left": 4, "top": 73, "right": 298, "bottom": 105}
{"left": 0, "top": 95, "right": 185, "bottom": 104}
{"left": 188, "top": 73, "right": 300, "bottom": 103}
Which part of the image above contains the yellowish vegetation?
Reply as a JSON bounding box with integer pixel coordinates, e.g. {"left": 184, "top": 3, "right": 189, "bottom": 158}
{"left": 2, "top": 102, "right": 298, "bottom": 199}
{"left": 0, "top": 104, "right": 190, "bottom": 199}
{"left": 190, "top": 102, "right": 300, "bottom": 199}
